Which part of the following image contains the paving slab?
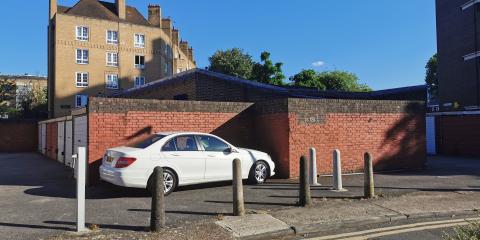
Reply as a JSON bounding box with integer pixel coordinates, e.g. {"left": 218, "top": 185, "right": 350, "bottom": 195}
{"left": 215, "top": 214, "right": 292, "bottom": 239}
{"left": 375, "top": 191, "right": 480, "bottom": 217}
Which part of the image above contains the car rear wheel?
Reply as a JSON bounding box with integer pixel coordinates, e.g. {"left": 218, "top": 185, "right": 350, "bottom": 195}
{"left": 248, "top": 161, "right": 269, "bottom": 184}
{"left": 147, "top": 168, "right": 177, "bottom": 196}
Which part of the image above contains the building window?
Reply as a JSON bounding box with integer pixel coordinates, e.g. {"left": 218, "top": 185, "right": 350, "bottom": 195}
{"left": 135, "top": 55, "right": 145, "bottom": 69}
{"left": 76, "top": 26, "right": 89, "bottom": 41}
{"left": 134, "top": 76, "right": 145, "bottom": 87}
{"left": 76, "top": 49, "right": 89, "bottom": 64}
{"left": 75, "top": 72, "right": 88, "bottom": 87}
{"left": 75, "top": 95, "right": 88, "bottom": 108}
{"left": 134, "top": 34, "right": 145, "bottom": 48}
{"left": 106, "top": 74, "right": 119, "bottom": 89}
{"left": 163, "top": 62, "right": 168, "bottom": 74}
{"left": 106, "top": 30, "right": 118, "bottom": 44}
{"left": 106, "top": 52, "right": 118, "bottom": 67}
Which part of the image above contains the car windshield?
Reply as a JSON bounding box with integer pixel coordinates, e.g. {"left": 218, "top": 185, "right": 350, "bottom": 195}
{"left": 128, "top": 135, "right": 166, "bottom": 149}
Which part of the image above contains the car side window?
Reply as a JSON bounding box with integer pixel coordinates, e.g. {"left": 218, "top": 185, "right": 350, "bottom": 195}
{"left": 198, "top": 136, "right": 230, "bottom": 152}
{"left": 174, "top": 135, "right": 198, "bottom": 151}
{"left": 161, "top": 139, "right": 177, "bottom": 151}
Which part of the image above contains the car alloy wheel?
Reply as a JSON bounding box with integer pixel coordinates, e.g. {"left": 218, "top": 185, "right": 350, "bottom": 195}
{"left": 163, "top": 171, "right": 175, "bottom": 194}
{"left": 254, "top": 162, "right": 268, "bottom": 183}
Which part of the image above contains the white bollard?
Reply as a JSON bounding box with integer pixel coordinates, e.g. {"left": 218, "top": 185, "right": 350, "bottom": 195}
{"left": 76, "top": 147, "right": 88, "bottom": 232}
{"left": 309, "top": 148, "right": 320, "bottom": 186}
{"left": 333, "top": 149, "right": 346, "bottom": 192}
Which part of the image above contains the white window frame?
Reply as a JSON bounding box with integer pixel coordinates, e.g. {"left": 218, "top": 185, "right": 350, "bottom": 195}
{"left": 163, "top": 62, "right": 168, "bottom": 74}
{"left": 76, "top": 49, "right": 89, "bottom": 64}
{"left": 75, "top": 95, "right": 88, "bottom": 108}
{"left": 106, "top": 74, "right": 119, "bottom": 89}
{"left": 134, "top": 76, "right": 146, "bottom": 88}
{"left": 76, "top": 26, "right": 89, "bottom": 41}
{"left": 106, "top": 52, "right": 119, "bottom": 67}
{"left": 461, "top": 0, "right": 480, "bottom": 10}
{"left": 134, "top": 55, "right": 145, "bottom": 69}
{"left": 134, "top": 33, "right": 145, "bottom": 48}
{"left": 106, "top": 30, "right": 119, "bottom": 44}
{"left": 75, "top": 72, "right": 89, "bottom": 88}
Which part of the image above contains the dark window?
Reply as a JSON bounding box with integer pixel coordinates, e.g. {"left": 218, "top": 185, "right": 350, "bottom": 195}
{"left": 128, "top": 135, "right": 166, "bottom": 149}
{"left": 161, "top": 139, "right": 176, "bottom": 151}
{"left": 135, "top": 55, "right": 145, "bottom": 69}
{"left": 162, "top": 135, "right": 198, "bottom": 152}
{"left": 198, "top": 136, "right": 230, "bottom": 152}
{"left": 174, "top": 94, "right": 188, "bottom": 100}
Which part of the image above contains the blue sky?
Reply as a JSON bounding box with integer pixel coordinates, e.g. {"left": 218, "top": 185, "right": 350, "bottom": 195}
{"left": 0, "top": 0, "right": 436, "bottom": 90}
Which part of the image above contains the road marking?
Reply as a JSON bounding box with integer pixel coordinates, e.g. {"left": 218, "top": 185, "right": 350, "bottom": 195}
{"left": 308, "top": 217, "right": 480, "bottom": 240}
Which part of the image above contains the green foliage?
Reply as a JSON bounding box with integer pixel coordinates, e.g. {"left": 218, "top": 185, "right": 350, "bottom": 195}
{"left": 425, "top": 53, "right": 438, "bottom": 102}
{"left": 207, "top": 48, "right": 255, "bottom": 80}
{"left": 425, "top": 53, "right": 438, "bottom": 86}
{"left": 443, "top": 221, "right": 480, "bottom": 240}
{"left": 0, "top": 77, "right": 16, "bottom": 116}
{"left": 18, "top": 84, "right": 48, "bottom": 119}
{"left": 252, "top": 52, "right": 286, "bottom": 86}
{"left": 291, "top": 69, "right": 372, "bottom": 92}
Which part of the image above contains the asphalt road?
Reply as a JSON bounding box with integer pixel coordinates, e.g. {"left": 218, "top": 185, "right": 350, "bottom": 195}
{"left": 0, "top": 153, "right": 479, "bottom": 240}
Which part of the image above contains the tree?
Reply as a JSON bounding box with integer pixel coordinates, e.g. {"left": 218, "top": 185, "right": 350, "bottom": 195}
{"left": 17, "top": 81, "right": 48, "bottom": 118}
{"left": 0, "top": 77, "right": 16, "bottom": 117}
{"left": 252, "top": 52, "right": 285, "bottom": 85}
{"left": 290, "top": 69, "right": 326, "bottom": 90}
{"left": 425, "top": 53, "right": 438, "bottom": 102}
{"left": 207, "top": 48, "right": 255, "bottom": 80}
{"left": 291, "top": 69, "right": 372, "bottom": 92}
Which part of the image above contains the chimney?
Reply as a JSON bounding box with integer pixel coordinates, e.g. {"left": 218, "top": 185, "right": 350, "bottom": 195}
{"left": 116, "top": 0, "right": 126, "bottom": 19}
{"left": 148, "top": 5, "right": 161, "bottom": 27}
{"left": 162, "top": 18, "right": 172, "bottom": 30}
{"left": 172, "top": 29, "right": 179, "bottom": 46}
{"left": 49, "top": 0, "right": 57, "bottom": 20}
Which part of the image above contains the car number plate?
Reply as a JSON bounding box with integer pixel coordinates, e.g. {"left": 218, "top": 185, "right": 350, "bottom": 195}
{"left": 106, "top": 156, "right": 114, "bottom": 163}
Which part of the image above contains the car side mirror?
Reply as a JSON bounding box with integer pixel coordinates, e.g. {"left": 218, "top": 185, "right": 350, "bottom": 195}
{"left": 225, "top": 147, "right": 238, "bottom": 154}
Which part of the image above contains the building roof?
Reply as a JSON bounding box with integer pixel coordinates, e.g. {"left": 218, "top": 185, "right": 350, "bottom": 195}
{"left": 115, "top": 68, "right": 426, "bottom": 101}
{"left": 58, "top": 0, "right": 150, "bottom": 26}
{"left": 0, "top": 75, "right": 47, "bottom": 81}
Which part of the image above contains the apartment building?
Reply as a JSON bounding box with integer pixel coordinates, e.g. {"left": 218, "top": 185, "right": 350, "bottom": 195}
{"left": 48, "top": 0, "right": 196, "bottom": 117}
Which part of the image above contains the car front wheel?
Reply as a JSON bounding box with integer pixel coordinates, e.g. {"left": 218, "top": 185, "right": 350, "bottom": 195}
{"left": 248, "top": 161, "right": 269, "bottom": 184}
{"left": 147, "top": 168, "right": 177, "bottom": 196}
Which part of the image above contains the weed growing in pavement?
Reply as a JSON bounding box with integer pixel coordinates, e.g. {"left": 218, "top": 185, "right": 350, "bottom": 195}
{"left": 443, "top": 220, "right": 480, "bottom": 240}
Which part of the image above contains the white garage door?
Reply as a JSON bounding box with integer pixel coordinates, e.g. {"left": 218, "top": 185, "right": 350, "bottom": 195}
{"left": 65, "top": 121, "right": 73, "bottom": 168}
{"left": 57, "top": 121, "right": 65, "bottom": 163}
{"left": 426, "top": 116, "right": 436, "bottom": 155}
{"left": 40, "top": 123, "right": 46, "bottom": 155}
{"left": 73, "top": 116, "right": 87, "bottom": 156}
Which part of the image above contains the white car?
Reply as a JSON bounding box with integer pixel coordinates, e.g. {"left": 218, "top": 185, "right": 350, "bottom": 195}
{"left": 100, "top": 132, "right": 275, "bottom": 195}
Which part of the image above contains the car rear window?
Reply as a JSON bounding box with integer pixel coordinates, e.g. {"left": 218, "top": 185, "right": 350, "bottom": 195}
{"left": 128, "top": 135, "right": 166, "bottom": 149}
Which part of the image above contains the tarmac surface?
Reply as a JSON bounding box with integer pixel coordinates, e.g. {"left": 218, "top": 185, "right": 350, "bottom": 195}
{"left": 0, "top": 153, "right": 479, "bottom": 240}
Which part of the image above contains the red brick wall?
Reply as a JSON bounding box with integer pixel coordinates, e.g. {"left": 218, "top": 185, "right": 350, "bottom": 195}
{"left": 254, "top": 113, "right": 291, "bottom": 177}
{"left": 45, "top": 122, "right": 58, "bottom": 160}
{"left": 88, "top": 111, "right": 243, "bottom": 164}
{"left": 288, "top": 113, "right": 426, "bottom": 178}
{"left": 0, "top": 120, "right": 38, "bottom": 152}
{"left": 436, "top": 115, "right": 480, "bottom": 157}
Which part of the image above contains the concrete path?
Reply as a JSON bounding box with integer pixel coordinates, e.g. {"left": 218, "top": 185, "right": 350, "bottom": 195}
{"left": 0, "top": 153, "right": 479, "bottom": 240}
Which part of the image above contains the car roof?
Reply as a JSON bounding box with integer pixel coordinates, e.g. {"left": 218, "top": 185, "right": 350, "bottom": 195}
{"left": 155, "top": 131, "right": 213, "bottom": 136}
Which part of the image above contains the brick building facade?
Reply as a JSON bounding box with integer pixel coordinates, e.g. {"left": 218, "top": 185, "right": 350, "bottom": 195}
{"left": 39, "top": 97, "right": 426, "bottom": 182}
{"left": 48, "top": 0, "right": 196, "bottom": 118}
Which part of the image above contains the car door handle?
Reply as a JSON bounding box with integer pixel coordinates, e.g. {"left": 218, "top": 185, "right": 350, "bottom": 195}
{"left": 170, "top": 153, "right": 181, "bottom": 156}
{"left": 207, "top": 154, "right": 216, "bottom": 157}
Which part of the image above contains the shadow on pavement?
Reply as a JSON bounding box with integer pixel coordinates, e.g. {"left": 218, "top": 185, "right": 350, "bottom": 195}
{"left": 44, "top": 220, "right": 146, "bottom": 231}
{"left": 128, "top": 209, "right": 233, "bottom": 216}
{"left": 0, "top": 222, "right": 72, "bottom": 231}
{"left": 204, "top": 200, "right": 295, "bottom": 207}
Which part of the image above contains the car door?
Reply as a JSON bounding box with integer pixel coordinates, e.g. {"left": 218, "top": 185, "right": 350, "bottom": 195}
{"left": 198, "top": 135, "right": 239, "bottom": 181}
{"left": 160, "top": 135, "right": 205, "bottom": 184}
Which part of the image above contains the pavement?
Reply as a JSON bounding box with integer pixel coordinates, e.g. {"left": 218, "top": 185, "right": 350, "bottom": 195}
{"left": 0, "top": 153, "right": 479, "bottom": 240}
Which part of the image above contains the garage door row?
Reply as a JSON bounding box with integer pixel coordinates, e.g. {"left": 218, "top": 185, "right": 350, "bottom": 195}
{"left": 38, "top": 114, "right": 87, "bottom": 168}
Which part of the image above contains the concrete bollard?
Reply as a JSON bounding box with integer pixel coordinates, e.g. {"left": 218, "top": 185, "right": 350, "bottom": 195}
{"left": 299, "top": 156, "right": 312, "bottom": 207}
{"left": 332, "top": 149, "right": 345, "bottom": 191}
{"left": 150, "top": 166, "right": 166, "bottom": 231}
{"left": 309, "top": 148, "right": 320, "bottom": 186}
{"left": 76, "top": 147, "right": 87, "bottom": 233}
{"left": 364, "top": 152, "right": 375, "bottom": 199}
{"left": 233, "top": 159, "right": 245, "bottom": 216}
